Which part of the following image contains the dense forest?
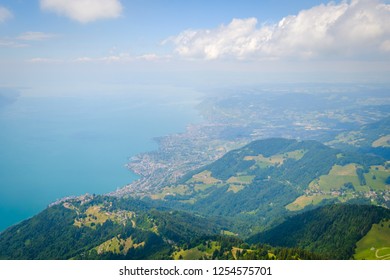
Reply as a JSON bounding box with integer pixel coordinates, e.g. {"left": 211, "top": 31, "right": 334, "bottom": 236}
{"left": 248, "top": 204, "right": 390, "bottom": 259}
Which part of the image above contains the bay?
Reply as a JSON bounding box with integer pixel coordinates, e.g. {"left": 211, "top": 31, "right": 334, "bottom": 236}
{"left": 0, "top": 90, "right": 200, "bottom": 232}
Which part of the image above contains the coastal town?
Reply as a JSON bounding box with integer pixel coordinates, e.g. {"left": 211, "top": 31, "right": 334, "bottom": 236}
{"left": 111, "top": 89, "right": 390, "bottom": 199}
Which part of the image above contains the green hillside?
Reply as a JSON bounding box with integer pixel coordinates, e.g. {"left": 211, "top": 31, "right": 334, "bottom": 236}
{"left": 0, "top": 195, "right": 224, "bottom": 260}
{"left": 354, "top": 219, "right": 390, "bottom": 260}
{"left": 1, "top": 137, "right": 389, "bottom": 260}
{"left": 145, "top": 138, "right": 388, "bottom": 234}
{"left": 0, "top": 194, "right": 321, "bottom": 260}
{"left": 247, "top": 204, "right": 390, "bottom": 259}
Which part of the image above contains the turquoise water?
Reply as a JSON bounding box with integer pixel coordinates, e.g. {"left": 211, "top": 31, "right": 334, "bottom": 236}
{"left": 0, "top": 92, "right": 199, "bottom": 232}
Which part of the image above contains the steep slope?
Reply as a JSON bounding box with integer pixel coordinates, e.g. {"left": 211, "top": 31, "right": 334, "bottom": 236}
{"left": 354, "top": 219, "right": 390, "bottom": 260}
{"left": 0, "top": 193, "right": 322, "bottom": 260}
{"left": 247, "top": 204, "right": 390, "bottom": 259}
{"left": 0, "top": 195, "right": 224, "bottom": 260}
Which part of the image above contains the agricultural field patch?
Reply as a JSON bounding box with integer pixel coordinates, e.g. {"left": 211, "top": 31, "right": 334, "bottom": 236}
{"left": 364, "top": 166, "right": 390, "bottom": 191}
{"left": 173, "top": 241, "right": 221, "bottom": 260}
{"left": 302, "top": 163, "right": 389, "bottom": 208}
{"left": 286, "top": 194, "right": 335, "bottom": 211}
{"left": 231, "top": 247, "right": 243, "bottom": 260}
{"left": 73, "top": 205, "right": 109, "bottom": 229}
{"left": 95, "top": 236, "right": 144, "bottom": 255}
{"left": 221, "top": 230, "right": 238, "bottom": 236}
{"left": 372, "top": 135, "right": 390, "bottom": 148}
{"left": 172, "top": 248, "right": 204, "bottom": 260}
{"left": 151, "top": 184, "right": 190, "bottom": 200}
{"left": 227, "top": 184, "right": 245, "bottom": 193}
{"left": 227, "top": 175, "right": 255, "bottom": 185}
{"left": 73, "top": 205, "right": 135, "bottom": 229}
{"left": 309, "top": 164, "right": 362, "bottom": 192}
{"left": 354, "top": 220, "right": 390, "bottom": 260}
{"left": 194, "top": 183, "right": 216, "bottom": 192}
{"left": 244, "top": 149, "right": 306, "bottom": 169}
{"left": 188, "top": 170, "right": 221, "bottom": 185}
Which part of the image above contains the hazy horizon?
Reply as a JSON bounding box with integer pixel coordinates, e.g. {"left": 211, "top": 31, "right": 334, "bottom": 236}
{"left": 0, "top": 0, "right": 389, "bottom": 93}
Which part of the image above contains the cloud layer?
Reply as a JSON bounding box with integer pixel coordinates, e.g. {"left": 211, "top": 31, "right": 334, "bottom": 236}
{"left": 40, "top": 0, "right": 123, "bottom": 23}
{"left": 0, "top": 6, "right": 13, "bottom": 23}
{"left": 17, "top": 32, "right": 56, "bottom": 41}
{"left": 0, "top": 32, "right": 56, "bottom": 49}
{"left": 168, "top": 0, "right": 390, "bottom": 60}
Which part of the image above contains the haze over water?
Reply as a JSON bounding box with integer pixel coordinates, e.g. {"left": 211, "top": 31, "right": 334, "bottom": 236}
{"left": 0, "top": 90, "right": 200, "bottom": 231}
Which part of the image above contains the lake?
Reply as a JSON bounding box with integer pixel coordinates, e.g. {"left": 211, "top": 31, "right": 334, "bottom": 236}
{"left": 0, "top": 90, "right": 200, "bottom": 231}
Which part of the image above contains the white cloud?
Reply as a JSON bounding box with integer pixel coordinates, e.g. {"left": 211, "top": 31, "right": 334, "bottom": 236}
{"left": 0, "top": 39, "right": 27, "bottom": 48}
{"left": 136, "top": 53, "right": 171, "bottom": 62}
{"left": 74, "top": 57, "right": 94, "bottom": 63}
{"left": 17, "top": 32, "right": 56, "bottom": 41}
{"left": 36, "top": 53, "right": 168, "bottom": 64}
{"left": 27, "top": 57, "right": 63, "bottom": 63}
{"left": 0, "top": 6, "right": 13, "bottom": 23}
{"left": 40, "top": 0, "right": 123, "bottom": 23}
{"left": 73, "top": 49, "right": 169, "bottom": 64}
{"left": 0, "top": 32, "right": 56, "bottom": 49}
{"left": 168, "top": 0, "right": 390, "bottom": 60}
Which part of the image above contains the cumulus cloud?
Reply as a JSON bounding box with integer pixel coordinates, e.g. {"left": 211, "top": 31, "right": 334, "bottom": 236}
{"left": 0, "top": 6, "right": 13, "bottom": 23}
{"left": 40, "top": 0, "right": 123, "bottom": 23}
{"left": 168, "top": 0, "right": 390, "bottom": 60}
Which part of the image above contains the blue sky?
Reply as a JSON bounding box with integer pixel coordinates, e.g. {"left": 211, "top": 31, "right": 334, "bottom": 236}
{"left": 0, "top": 0, "right": 390, "bottom": 93}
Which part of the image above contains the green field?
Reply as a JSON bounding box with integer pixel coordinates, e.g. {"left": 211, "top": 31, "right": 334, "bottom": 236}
{"left": 227, "top": 184, "right": 245, "bottom": 193}
{"left": 286, "top": 194, "right": 335, "bottom": 211}
{"left": 221, "top": 230, "right": 238, "bottom": 236}
{"left": 188, "top": 170, "right": 221, "bottom": 184}
{"left": 364, "top": 165, "right": 390, "bottom": 191}
{"left": 289, "top": 163, "right": 389, "bottom": 211}
{"left": 186, "top": 170, "right": 223, "bottom": 192}
{"left": 310, "top": 164, "right": 362, "bottom": 192}
{"left": 172, "top": 241, "right": 220, "bottom": 260}
{"left": 173, "top": 248, "right": 204, "bottom": 260}
{"left": 72, "top": 205, "right": 135, "bottom": 229}
{"left": 73, "top": 205, "right": 110, "bottom": 229}
{"left": 244, "top": 149, "right": 306, "bottom": 168}
{"left": 354, "top": 220, "right": 390, "bottom": 260}
{"left": 227, "top": 175, "right": 255, "bottom": 184}
{"left": 225, "top": 175, "right": 254, "bottom": 193}
{"left": 95, "top": 236, "right": 144, "bottom": 255}
{"left": 372, "top": 135, "right": 390, "bottom": 147}
{"left": 151, "top": 184, "right": 191, "bottom": 199}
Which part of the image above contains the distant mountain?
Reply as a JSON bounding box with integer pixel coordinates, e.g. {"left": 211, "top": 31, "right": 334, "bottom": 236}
{"left": 328, "top": 117, "right": 390, "bottom": 159}
{"left": 247, "top": 204, "right": 390, "bottom": 259}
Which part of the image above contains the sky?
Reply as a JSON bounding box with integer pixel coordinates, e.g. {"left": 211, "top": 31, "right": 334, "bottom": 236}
{"left": 0, "top": 0, "right": 390, "bottom": 94}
